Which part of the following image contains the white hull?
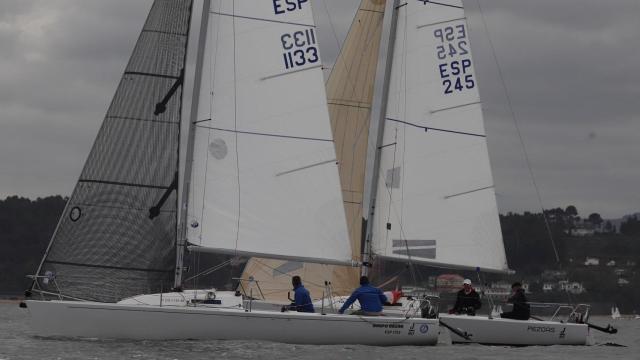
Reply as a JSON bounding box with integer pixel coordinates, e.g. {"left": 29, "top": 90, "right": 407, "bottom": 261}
{"left": 26, "top": 300, "right": 438, "bottom": 345}
{"left": 439, "top": 314, "right": 591, "bottom": 345}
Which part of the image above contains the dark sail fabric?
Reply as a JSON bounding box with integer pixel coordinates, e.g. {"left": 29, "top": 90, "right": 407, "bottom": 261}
{"left": 33, "top": 0, "right": 193, "bottom": 302}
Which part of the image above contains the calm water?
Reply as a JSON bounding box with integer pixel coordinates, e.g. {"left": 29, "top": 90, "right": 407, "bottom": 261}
{"left": 1, "top": 303, "right": 637, "bottom": 360}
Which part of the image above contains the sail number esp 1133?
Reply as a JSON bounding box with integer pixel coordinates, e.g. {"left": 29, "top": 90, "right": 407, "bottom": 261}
{"left": 281, "top": 28, "right": 319, "bottom": 70}
{"left": 433, "top": 23, "right": 475, "bottom": 95}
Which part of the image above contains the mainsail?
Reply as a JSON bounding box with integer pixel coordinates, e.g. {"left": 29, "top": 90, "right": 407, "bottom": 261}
{"left": 369, "top": 0, "right": 509, "bottom": 272}
{"left": 31, "top": 0, "right": 193, "bottom": 302}
{"left": 185, "top": 1, "right": 352, "bottom": 267}
{"left": 239, "top": 0, "right": 387, "bottom": 299}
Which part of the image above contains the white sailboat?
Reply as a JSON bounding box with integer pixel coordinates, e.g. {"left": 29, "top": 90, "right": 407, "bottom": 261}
{"left": 24, "top": 0, "right": 438, "bottom": 345}
{"left": 611, "top": 306, "right": 621, "bottom": 319}
{"left": 367, "top": 0, "right": 596, "bottom": 345}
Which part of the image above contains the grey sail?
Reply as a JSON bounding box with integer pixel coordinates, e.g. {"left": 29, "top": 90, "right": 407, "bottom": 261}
{"left": 30, "top": 0, "right": 193, "bottom": 303}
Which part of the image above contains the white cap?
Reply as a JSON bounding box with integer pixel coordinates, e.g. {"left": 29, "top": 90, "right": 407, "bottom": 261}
{"left": 463, "top": 279, "right": 472, "bottom": 285}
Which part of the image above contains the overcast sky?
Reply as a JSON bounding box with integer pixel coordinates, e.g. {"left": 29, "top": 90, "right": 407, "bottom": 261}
{"left": 1, "top": 0, "right": 638, "bottom": 219}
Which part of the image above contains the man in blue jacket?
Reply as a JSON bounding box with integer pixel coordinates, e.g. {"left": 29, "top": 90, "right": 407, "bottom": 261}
{"left": 290, "top": 275, "right": 314, "bottom": 313}
{"left": 338, "top": 276, "right": 387, "bottom": 316}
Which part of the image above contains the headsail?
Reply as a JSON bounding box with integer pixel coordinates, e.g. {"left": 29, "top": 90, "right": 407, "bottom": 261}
{"left": 370, "top": 0, "right": 509, "bottom": 272}
{"left": 239, "top": 0, "right": 388, "bottom": 299}
{"left": 31, "top": 0, "right": 193, "bottom": 302}
{"left": 186, "top": 1, "right": 351, "bottom": 266}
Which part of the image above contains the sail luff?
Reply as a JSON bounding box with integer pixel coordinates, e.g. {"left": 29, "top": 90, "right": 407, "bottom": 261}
{"left": 361, "top": 0, "right": 400, "bottom": 275}
{"left": 175, "top": 0, "right": 211, "bottom": 289}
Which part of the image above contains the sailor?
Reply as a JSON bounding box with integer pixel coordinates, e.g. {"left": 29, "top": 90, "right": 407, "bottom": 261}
{"left": 290, "top": 275, "right": 314, "bottom": 313}
{"left": 338, "top": 276, "right": 387, "bottom": 316}
{"left": 500, "top": 282, "right": 530, "bottom": 320}
{"left": 448, "top": 278, "right": 482, "bottom": 315}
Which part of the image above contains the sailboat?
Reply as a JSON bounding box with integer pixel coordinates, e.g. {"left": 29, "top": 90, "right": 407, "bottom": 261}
{"left": 611, "top": 306, "right": 621, "bottom": 319}
{"left": 235, "top": 0, "right": 600, "bottom": 346}
{"left": 23, "top": 0, "right": 438, "bottom": 345}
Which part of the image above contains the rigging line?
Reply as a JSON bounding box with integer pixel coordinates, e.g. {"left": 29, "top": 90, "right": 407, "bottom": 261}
{"left": 419, "top": 1, "right": 463, "bottom": 10}
{"left": 183, "top": 259, "right": 234, "bottom": 282}
{"left": 321, "top": 0, "right": 342, "bottom": 59}
{"left": 195, "top": 125, "right": 333, "bottom": 142}
{"left": 385, "top": 117, "right": 486, "bottom": 137}
{"left": 400, "top": 6, "right": 418, "bottom": 285}
{"left": 252, "top": 258, "right": 327, "bottom": 289}
{"left": 232, "top": 0, "right": 241, "bottom": 256}
{"left": 475, "top": 0, "right": 559, "bottom": 263}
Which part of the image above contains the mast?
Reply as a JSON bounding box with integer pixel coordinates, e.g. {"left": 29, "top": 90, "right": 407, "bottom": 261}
{"left": 175, "top": 0, "right": 211, "bottom": 290}
{"left": 361, "top": 0, "right": 400, "bottom": 276}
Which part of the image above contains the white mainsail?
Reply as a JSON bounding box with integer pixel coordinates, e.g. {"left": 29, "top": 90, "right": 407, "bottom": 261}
{"left": 186, "top": 0, "right": 352, "bottom": 265}
{"left": 238, "top": 0, "right": 388, "bottom": 299}
{"left": 370, "top": 0, "right": 509, "bottom": 272}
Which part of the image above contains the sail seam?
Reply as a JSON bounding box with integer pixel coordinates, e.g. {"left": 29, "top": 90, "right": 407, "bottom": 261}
{"left": 327, "top": 101, "right": 371, "bottom": 110}
{"left": 44, "top": 260, "right": 173, "bottom": 273}
{"left": 260, "top": 64, "right": 323, "bottom": 81}
{"left": 416, "top": 17, "right": 467, "bottom": 29}
{"left": 418, "top": 1, "right": 463, "bottom": 10}
{"left": 123, "top": 71, "right": 181, "bottom": 80}
{"left": 209, "top": 11, "right": 315, "bottom": 28}
{"left": 429, "top": 100, "right": 481, "bottom": 114}
{"left": 385, "top": 117, "right": 486, "bottom": 137}
{"left": 77, "top": 179, "right": 172, "bottom": 190}
{"left": 444, "top": 185, "right": 495, "bottom": 199}
{"left": 105, "top": 116, "right": 179, "bottom": 125}
{"left": 195, "top": 125, "right": 333, "bottom": 142}
{"left": 141, "top": 29, "right": 188, "bottom": 37}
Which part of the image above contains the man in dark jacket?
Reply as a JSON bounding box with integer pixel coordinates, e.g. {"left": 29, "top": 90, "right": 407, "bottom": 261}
{"left": 339, "top": 276, "right": 387, "bottom": 316}
{"left": 500, "top": 282, "right": 530, "bottom": 320}
{"left": 449, "top": 278, "right": 482, "bottom": 315}
{"left": 290, "top": 276, "right": 314, "bottom": 313}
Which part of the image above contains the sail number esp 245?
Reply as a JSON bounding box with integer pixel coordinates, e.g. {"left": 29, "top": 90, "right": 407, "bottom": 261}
{"left": 433, "top": 24, "right": 475, "bottom": 95}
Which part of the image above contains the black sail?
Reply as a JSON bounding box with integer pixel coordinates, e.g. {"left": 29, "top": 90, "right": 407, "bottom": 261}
{"left": 32, "top": 0, "right": 193, "bottom": 302}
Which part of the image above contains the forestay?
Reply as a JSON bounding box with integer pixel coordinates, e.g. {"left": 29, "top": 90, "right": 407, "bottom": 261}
{"left": 186, "top": 0, "right": 352, "bottom": 265}
{"left": 371, "top": 0, "right": 508, "bottom": 272}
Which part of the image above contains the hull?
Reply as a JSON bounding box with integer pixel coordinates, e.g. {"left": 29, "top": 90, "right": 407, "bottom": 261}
{"left": 439, "top": 314, "right": 591, "bottom": 345}
{"left": 26, "top": 300, "right": 438, "bottom": 345}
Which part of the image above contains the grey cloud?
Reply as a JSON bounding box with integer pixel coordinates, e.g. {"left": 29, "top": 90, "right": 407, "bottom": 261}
{"left": 0, "top": 0, "right": 638, "bottom": 219}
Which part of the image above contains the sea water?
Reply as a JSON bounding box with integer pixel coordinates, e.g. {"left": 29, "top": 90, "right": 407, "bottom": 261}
{"left": 1, "top": 303, "right": 637, "bottom": 360}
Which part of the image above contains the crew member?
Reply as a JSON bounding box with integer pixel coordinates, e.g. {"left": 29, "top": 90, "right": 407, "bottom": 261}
{"left": 338, "top": 276, "right": 387, "bottom": 316}
{"left": 290, "top": 275, "right": 314, "bottom": 313}
{"left": 500, "top": 282, "right": 530, "bottom": 320}
{"left": 449, "top": 278, "right": 482, "bottom": 315}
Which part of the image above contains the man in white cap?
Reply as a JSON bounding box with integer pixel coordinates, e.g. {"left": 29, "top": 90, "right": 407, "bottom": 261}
{"left": 448, "top": 278, "right": 481, "bottom": 315}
